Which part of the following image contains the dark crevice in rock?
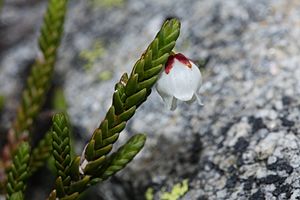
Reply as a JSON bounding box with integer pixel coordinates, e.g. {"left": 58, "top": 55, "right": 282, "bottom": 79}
{"left": 282, "top": 96, "right": 293, "bottom": 106}
{"left": 281, "top": 117, "right": 295, "bottom": 127}
{"left": 258, "top": 175, "right": 286, "bottom": 185}
{"left": 202, "top": 159, "right": 225, "bottom": 176}
{"left": 250, "top": 189, "right": 265, "bottom": 200}
{"left": 272, "top": 184, "right": 292, "bottom": 198}
{"left": 220, "top": 122, "right": 235, "bottom": 136}
{"left": 267, "top": 159, "right": 293, "bottom": 174}
{"left": 189, "top": 133, "right": 203, "bottom": 164}
{"left": 242, "top": 176, "right": 255, "bottom": 191}
{"left": 233, "top": 137, "right": 249, "bottom": 154}
{"left": 248, "top": 116, "right": 267, "bottom": 133}
{"left": 225, "top": 173, "right": 239, "bottom": 188}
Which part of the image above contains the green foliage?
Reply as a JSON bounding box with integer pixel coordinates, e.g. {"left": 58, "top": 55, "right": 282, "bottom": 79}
{"left": 45, "top": 18, "right": 181, "bottom": 199}
{"left": 50, "top": 113, "right": 90, "bottom": 199}
{"left": 98, "top": 134, "right": 146, "bottom": 180}
{"left": 51, "top": 113, "right": 72, "bottom": 198}
{"left": 2, "top": 0, "right": 69, "bottom": 194}
{"left": 9, "top": 191, "right": 24, "bottom": 200}
{"left": 29, "top": 131, "right": 52, "bottom": 174}
{"left": 81, "top": 19, "right": 180, "bottom": 178}
{"left": 48, "top": 190, "right": 57, "bottom": 200}
{"left": 13, "top": 0, "right": 68, "bottom": 137}
{"left": 1, "top": 2, "right": 182, "bottom": 197}
{"left": 6, "top": 142, "right": 30, "bottom": 200}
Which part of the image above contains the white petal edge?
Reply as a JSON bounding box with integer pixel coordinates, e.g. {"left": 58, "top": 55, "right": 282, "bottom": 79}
{"left": 156, "top": 88, "right": 177, "bottom": 110}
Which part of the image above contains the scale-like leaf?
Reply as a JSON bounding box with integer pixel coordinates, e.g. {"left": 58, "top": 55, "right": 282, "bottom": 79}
{"left": 51, "top": 113, "right": 72, "bottom": 197}
{"left": 6, "top": 142, "right": 30, "bottom": 200}
{"left": 30, "top": 131, "right": 52, "bottom": 174}
{"left": 99, "top": 134, "right": 146, "bottom": 180}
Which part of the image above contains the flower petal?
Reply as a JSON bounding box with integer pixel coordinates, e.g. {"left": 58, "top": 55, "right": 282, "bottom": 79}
{"left": 156, "top": 88, "right": 177, "bottom": 110}
{"left": 156, "top": 53, "right": 203, "bottom": 110}
{"left": 195, "top": 93, "right": 204, "bottom": 106}
{"left": 167, "top": 60, "right": 202, "bottom": 101}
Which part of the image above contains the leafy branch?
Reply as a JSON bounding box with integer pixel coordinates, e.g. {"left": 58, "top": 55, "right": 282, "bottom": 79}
{"left": 80, "top": 19, "right": 180, "bottom": 177}
{"left": 1, "top": 0, "right": 182, "bottom": 197}
{"left": 51, "top": 113, "right": 74, "bottom": 199}
{"left": 6, "top": 142, "right": 30, "bottom": 200}
{"left": 47, "top": 18, "right": 181, "bottom": 199}
{"left": 98, "top": 134, "right": 146, "bottom": 181}
{"left": 13, "top": 0, "right": 68, "bottom": 138}
{"left": 29, "top": 131, "right": 52, "bottom": 174}
{"left": 0, "top": 0, "right": 69, "bottom": 194}
{"left": 49, "top": 113, "right": 90, "bottom": 200}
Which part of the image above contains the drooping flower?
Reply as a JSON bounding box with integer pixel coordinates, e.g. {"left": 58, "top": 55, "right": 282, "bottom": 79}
{"left": 156, "top": 53, "right": 203, "bottom": 110}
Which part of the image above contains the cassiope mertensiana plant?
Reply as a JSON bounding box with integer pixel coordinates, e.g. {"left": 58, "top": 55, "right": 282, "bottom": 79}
{"left": 0, "top": 0, "right": 204, "bottom": 199}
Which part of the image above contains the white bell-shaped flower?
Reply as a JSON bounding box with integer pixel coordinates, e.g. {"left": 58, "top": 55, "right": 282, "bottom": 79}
{"left": 156, "top": 53, "right": 203, "bottom": 110}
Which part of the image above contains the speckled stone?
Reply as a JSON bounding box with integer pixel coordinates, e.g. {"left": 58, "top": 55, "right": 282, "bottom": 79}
{"left": 2, "top": 0, "right": 300, "bottom": 199}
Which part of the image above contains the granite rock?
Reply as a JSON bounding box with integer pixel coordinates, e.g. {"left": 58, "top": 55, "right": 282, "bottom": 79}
{"left": 1, "top": 0, "right": 300, "bottom": 199}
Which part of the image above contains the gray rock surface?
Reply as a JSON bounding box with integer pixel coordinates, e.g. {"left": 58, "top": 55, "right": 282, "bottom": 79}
{"left": 2, "top": 0, "right": 300, "bottom": 199}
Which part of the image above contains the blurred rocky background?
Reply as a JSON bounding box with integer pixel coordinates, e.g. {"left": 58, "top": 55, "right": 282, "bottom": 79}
{"left": 2, "top": 0, "right": 300, "bottom": 199}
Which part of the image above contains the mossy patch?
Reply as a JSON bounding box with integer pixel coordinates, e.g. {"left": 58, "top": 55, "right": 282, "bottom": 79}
{"left": 80, "top": 40, "right": 105, "bottom": 71}
{"left": 145, "top": 179, "right": 189, "bottom": 200}
{"left": 145, "top": 187, "right": 154, "bottom": 200}
{"left": 98, "top": 70, "right": 113, "bottom": 82}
